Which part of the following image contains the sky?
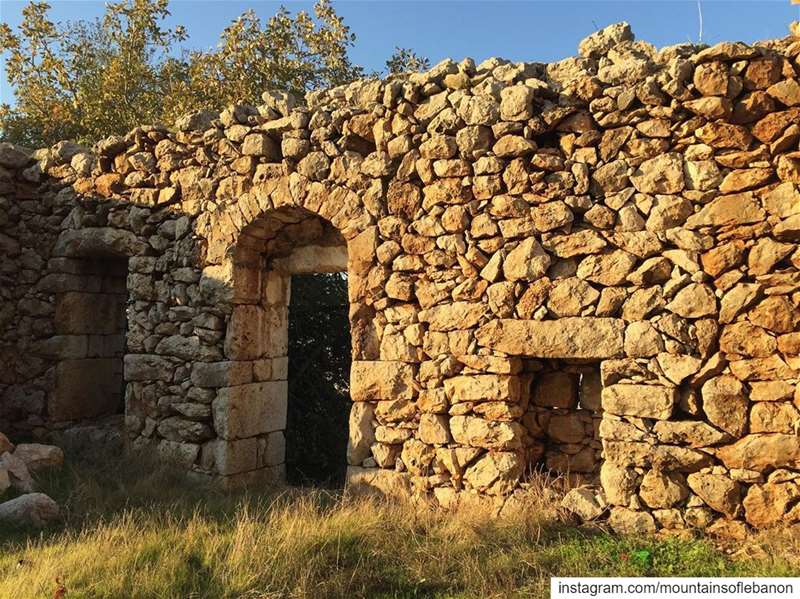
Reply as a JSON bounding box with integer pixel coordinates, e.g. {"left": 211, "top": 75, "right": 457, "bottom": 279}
{"left": 1, "top": 0, "right": 799, "bottom": 106}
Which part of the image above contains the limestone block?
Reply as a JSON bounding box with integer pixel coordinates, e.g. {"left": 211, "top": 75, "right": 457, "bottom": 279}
{"left": 718, "top": 434, "right": 800, "bottom": 471}
{"left": 685, "top": 192, "right": 765, "bottom": 228}
{"left": 418, "top": 302, "right": 487, "bottom": 331}
{"left": 601, "top": 462, "right": 639, "bottom": 506}
{"left": 743, "top": 481, "right": 800, "bottom": 528}
{"left": 639, "top": 470, "right": 689, "bottom": 508}
{"left": 224, "top": 305, "right": 264, "bottom": 360}
{"left": 503, "top": 238, "right": 551, "bottom": 281}
{"left": 0, "top": 452, "right": 34, "bottom": 493}
{"left": 260, "top": 431, "right": 286, "bottom": 467}
{"left": 51, "top": 359, "right": 123, "bottom": 421}
{"left": 651, "top": 421, "right": 729, "bottom": 448}
{"left": 155, "top": 335, "right": 222, "bottom": 361}
{"left": 443, "top": 375, "right": 523, "bottom": 403}
{"left": 400, "top": 438, "right": 435, "bottom": 475}
{"left": 212, "top": 382, "right": 288, "bottom": 439}
{"left": 686, "top": 473, "right": 741, "bottom": 517}
{"left": 561, "top": 487, "right": 605, "bottom": 521}
{"left": 157, "top": 440, "right": 200, "bottom": 468}
{"left": 203, "top": 438, "right": 259, "bottom": 475}
{"left": 157, "top": 417, "right": 214, "bottom": 443}
{"left": 578, "top": 21, "right": 633, "bottom": 57}
{"left": 476, "top": 318, "right": 624, "bottom": 359}
{"left": 449, "top": 415, "right": 523, "bottom": 450}
{"left": 347, "top": 402, "right": 375, "bottom": 465}
{"left": 577, "top": 251, "right": 637, "bottom": 286}
{"left": 350, "top": 361, "right": 417, "bottom": 401}
{"left": 55, "top": 292, "right": 123, "bottom": 335}
{"left": 418, "top": 413, "right": 450, "bottom": 445}
{"left": 463, "top": 451, "right": 523, "bottom": 495}
{"left": 701, "top": 375, "right": 748, "bottom": 437}
{"left": 191, "top": 361, "right": 253, "bottom": 388}
{"left": 609, "top": 507, "right": 656, "bottom": 535}
{"left": 346, "top": 466, "right": 412, "bottom": 499}
{"left": 601, "top": 384, "right": 677, "bottom": 420}
{"left": 630, "top": 153, "right": 685, "bottom": 194}
{"left": 53, "top": 228, "right": 145, "bottom": 258}
{"left": 750, "top": 402, "right": 799, "bottom": 434}
{"left": 124, "top": 354, "right": 175, "bottom": 382}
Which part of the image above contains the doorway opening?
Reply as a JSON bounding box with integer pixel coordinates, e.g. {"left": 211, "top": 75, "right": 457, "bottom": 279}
{"left": 285, "top": 272, "right": 351, "bottom": 486}
{"left": 226, "top": 206, "right": 351, "bottom": 485}
{"left": 51, "top": 256, "right": 128, "bottom": 423}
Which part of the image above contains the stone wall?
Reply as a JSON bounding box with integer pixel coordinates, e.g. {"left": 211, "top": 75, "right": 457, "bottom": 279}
{"left": 2, "top": 21, "right": 800, "bottom": 533}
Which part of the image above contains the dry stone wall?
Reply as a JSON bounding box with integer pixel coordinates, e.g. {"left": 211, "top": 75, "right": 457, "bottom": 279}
{"left": 2, "top": 22, "right": 800, "bottom": 534}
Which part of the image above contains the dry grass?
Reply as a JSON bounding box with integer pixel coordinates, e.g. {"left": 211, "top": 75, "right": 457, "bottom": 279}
{"left": 0, "top": 455, "right": 798, "bottom": 598}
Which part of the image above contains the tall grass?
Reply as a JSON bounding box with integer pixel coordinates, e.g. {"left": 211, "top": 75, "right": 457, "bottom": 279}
{"left": 0, "top": 455, "right": 797, "bottom": 598}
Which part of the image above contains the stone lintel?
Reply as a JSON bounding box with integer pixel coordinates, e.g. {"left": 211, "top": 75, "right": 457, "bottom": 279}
{"left": 475, "top": 317, "right": 625, "bottom": 359}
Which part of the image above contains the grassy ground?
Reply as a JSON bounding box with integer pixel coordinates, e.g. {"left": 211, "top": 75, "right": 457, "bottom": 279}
{"left": 0, "top": 455, "right": 798, "bottom": 599}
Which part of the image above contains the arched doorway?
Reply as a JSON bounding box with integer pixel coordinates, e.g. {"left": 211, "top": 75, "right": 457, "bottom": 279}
{"left": 215, "top": 206, "right": 355, "bottom": 485}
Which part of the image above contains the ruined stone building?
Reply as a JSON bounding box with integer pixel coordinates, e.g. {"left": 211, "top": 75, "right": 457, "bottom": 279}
{"left": 2, "top": 22, "right": 800, "bottom": 534}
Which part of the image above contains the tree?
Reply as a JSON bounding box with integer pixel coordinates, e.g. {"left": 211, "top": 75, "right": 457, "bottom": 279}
{"left": 385, "top": 46, "right": 430, "bottom": 75}
{"left": 172, "top": 3, "right": 363, "bottom": 116}
{"left": 1, "top": 0, "right": 429, "bottom": 148}
{"left": 0, "top": 0, "right": 187, "bottom": 146}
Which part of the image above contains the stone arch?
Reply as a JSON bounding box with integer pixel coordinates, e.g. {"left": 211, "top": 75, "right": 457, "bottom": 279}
{"left": 203, "top": 177, "right": 380, "bottom": 485}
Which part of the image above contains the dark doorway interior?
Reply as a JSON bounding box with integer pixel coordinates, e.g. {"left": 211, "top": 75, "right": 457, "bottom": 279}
{"left": 51, "top": 256, "right": 128, "bottom": 422}
{"left": 286, "top": 273, "right": 351, "bottom": 486}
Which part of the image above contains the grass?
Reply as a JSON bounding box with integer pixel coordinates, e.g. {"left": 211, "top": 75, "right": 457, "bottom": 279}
{"left": 0, "top": 454, "right": 798, "bottom": 599}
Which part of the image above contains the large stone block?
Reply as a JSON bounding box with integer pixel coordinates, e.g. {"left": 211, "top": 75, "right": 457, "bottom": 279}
{"left": 53, "top": 228, "right": 145, "bottom": 258}
{"left": 743, "top": 481, "right": 800, "bottom": 528}
{"left": 191, "top": 361, "right": 253, "bottom": 388}
{"left": 34, "top": 335, "right": 88, "bottom": 359}
{"left": 350, "top": 361, "right": 416, "bottom": 401}
{"left": 601, "top": 384, "right": 677, "bottom": 420}
{"left": 55, "top": 292, "right": 124, "bottom": 335}
{"left": 602, "top": 440, "right": 711, "bottom": 472}
{"left": 347, "top": 402, "right": 375, "bottom": 465}
{"left": 463, "top": 451, "right": 523, "bottom": 495}
{"left": 212, "top": 381, "right": 288, "bottom": 439}
{"left": 443, "top": 375, "right": 523, "bottom": 403}
{"left": 449, "top": 415, "right": 523, "bottom": 449}
{"left": 476, "top": 318, "right": 624, "bottom": 359}
{"left": 273, "top": 244, "right": 347, "bottom": 274}
{"left": 701, "top": 375, "right": 748, "bottom": 437}
{"left": 346, "top": 466, "right": 412, "bottom": 499}
{"left": 223, "top": 304, "right": 289, "bottom": 360}
{"left": 717, "top": 434, "right": 800, "bottom": 471}
{"left": 686, "top": 192, "right": 766, "bottom": 229}
{"left": 203, "top": 438, "right": 259, "bottom": 475}
{"left": 124, "top": 354, "right": 175, "bottom": 381}
{"left": 51, "top": 359, "right": 123, "bottom": 421}
{"left": 418, "top": 302, "right": 487, "bottom": 332}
